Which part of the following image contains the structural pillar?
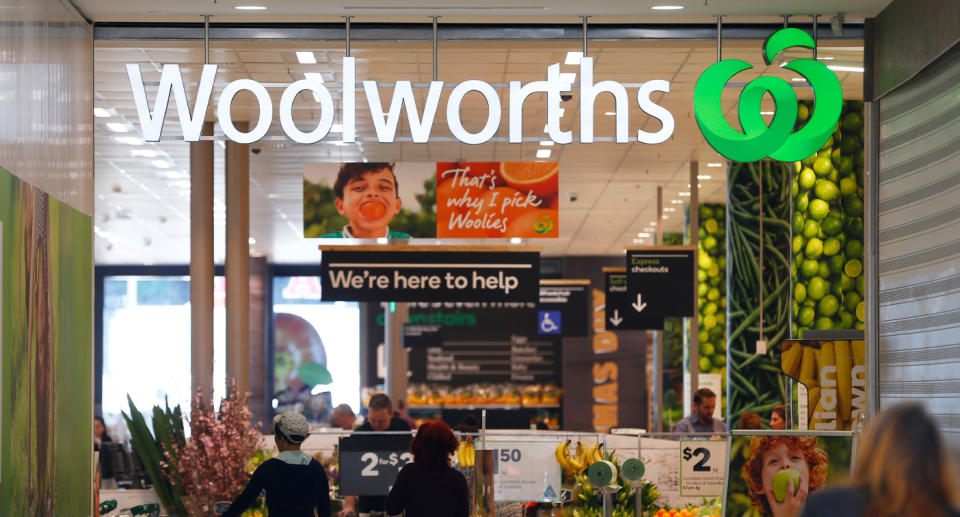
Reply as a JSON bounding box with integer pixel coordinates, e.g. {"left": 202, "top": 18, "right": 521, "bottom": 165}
{"left": 226, "top": 124, "right": 250, "bottom": 395}
{"left": 190, "top": 121, "right": 214, "bottom": 400}
{"left": 384, "top": 303, "right": 410, "bottom": 403}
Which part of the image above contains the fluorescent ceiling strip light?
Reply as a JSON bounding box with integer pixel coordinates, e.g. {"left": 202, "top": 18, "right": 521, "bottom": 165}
{"left": 106, "top": 122, "right": 129, "bottom": 133}
{"left": 94, "top": 107, "right": 111, "bottom": 118}
{"left": 828, "top": 65, "right": 864, "bottom": 73}
{"left": 296, "top": 51, "right": 317, "bottom": 64}
{"left": 536, "top": 149, "right": 551, "bottom": 158}
{"left": 565, "top": 52, "right": 582, "bottom": 65}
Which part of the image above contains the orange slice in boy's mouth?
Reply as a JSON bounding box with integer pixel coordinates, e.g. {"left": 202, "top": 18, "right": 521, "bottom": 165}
{"left": 359, "top": 202, "right": 387, "bottom": 219}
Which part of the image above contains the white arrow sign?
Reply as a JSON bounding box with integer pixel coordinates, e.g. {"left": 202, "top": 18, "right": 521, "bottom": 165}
{"left": 632, "top": 293, "right": 647, "bottom": 313}
{"left": 609, "top": 309, "right": 623, "bottom": 327}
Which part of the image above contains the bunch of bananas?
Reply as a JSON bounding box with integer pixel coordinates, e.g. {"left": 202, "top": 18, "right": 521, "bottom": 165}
{"left": 554, "top": 440, "right": 603, "bottom": 475}
{"left": 781, "top": 339, "right": 866, "bottom": 430}
{"left": 456, "top": 439, "right": 475, "bottom": 468}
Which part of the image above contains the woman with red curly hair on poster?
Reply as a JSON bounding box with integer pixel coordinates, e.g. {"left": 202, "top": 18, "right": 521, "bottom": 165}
{"left": 385, "top": 421, "right": 469, "bottom": 517}
{"left": 741, "top": 435, "right": 829, "bottom": 517}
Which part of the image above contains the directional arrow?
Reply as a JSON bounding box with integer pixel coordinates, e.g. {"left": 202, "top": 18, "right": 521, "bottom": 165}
{"left": 632, "top": 293, "right": 648, "bottom": 313}
{"left": 609, "top": 309, "right": 623, "bottom": 327}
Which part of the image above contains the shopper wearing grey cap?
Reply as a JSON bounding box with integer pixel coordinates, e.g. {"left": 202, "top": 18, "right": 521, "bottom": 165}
{"left": 223, "top": 411, "right": 331, "bottom": 517}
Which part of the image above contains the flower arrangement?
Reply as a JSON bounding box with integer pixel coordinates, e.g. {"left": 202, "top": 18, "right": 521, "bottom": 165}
{"left": 162, "top": 381, "right": 262, "bottom": 517}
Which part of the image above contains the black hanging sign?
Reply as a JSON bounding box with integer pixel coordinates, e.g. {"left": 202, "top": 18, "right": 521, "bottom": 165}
{"left": 605, "top": 268, "right": 664, "bottom": 331}
{"left": 319, "top": 245, "right": 540, "bottom": 302}
{"left": 339, "top": 433, "right": 414, "bottom": 496}
{"left": 625, "top": 246, "right": 696, "bottom": 318}
{"left": 538, "top": 279, "right": 590, "bottom": 337}
{"left": 402, "top": 323, "right": 444, "bottom": 348}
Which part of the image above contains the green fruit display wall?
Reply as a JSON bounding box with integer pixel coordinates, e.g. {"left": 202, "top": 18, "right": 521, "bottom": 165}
{"left": 697, "top": 203, "right": 727, "bottom": 385}
{"left": 661, "top": 233, "right": 685, "bottom": 429}
{"left": 726, "top": 160, "right": 793, "bottom": 429}
{"left": 791, "top": 100, "right": 865, "bottom": 336}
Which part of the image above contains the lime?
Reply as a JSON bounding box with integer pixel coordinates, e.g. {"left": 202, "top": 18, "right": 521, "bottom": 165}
{"left": 855, "top": 321, "right": 865, "bottom": 330}
{"left": 705, "top": 302, "right": 718, "bottom": 315}
{"left": 856, "top": 301, "right": 865, "bottom": 322}
{"left": 820, "top": 135, "right": 834, "bottom": 150}
{"left": 829, "top": 254, "right": 846, "bottom": 274}
{"left": 802, "top": 219, "right": 820, "bottom": 239}
{"left": 700, "top": 205, "right": 715, "bottom": 220}
{"left": 799, "top": 168, "right": 816, "bottom": 190}
{"left": 844, "top": 291, "right": 862, "bottom": 312}
{"left": 715, "top": 353, "right": 726, "bottom": 367}
{"left": 815, "top": 317, "right": 835, "bottom": 330}
{"left": 839, "top": 176, "right": 858, "bottom": 197}
{"left": 843, "top": 112, "right": 863, "bottom": 131}
{"left": 705, "top": 218, "right": 719, "bottom": 234}
{"left": 814, "top": 179, "right": 840, "bottom": 202}
{"left": 704, "top": 236, "right": 718, "bottom": 251}
{"left": 823, "top": 237, "right": 841, "bottom": 256}
{"left": 846, "top": 239, "right": 863, "bottom": 258}
{"left": 805, "top": 238, "right": 824, "bottom": 259}
{"left": 699, "top": 227, "right": 707, "bottom": 240}
{"left": 792, "top": 235, "right": 805, "bottom": 254}
{"left": 797, "top": 306, "right": 816, "bottom": 326}
{"left": 797, "top": 191, "right": 810, "bottom": 213}
{"left": 808, "top": 199, "right": 830, "bottom": 220}
{"left": 831, "top": 279, "right": 844, "bottom": 299}
{"left": 798, "top": 103, "right": 810, "bottom": 121}
{"left": 837, "top": 156, "right": 854, "bottom": 174}
{"left": 840, "top": 273, "right": 853, "bottom": 291}
{"left": 818, "top": 261, "right": 831, "bottom": 279}
{"left": 845, "top": 197, "right": 864, "bottom": 217}
{"left": 846, "top": 217, "right": 864, "bottom": 236}
{"left": 707, "top": 287, "right": 720, "bottom": 302}
{"left": 720, "top": 296, "right": 727, "bottom": 308}
{"left": 839, "top": 310, "right": 855, "bottom": 329}
{"left": 699, "top": 357, "right": 712, "bottom": 372}
{"left": 818, "top": 148, "right": 833, "bottom": 160}
{"left": 856, "top": 275, "right": 865, "bottom": 296}
{"left": 792, "top": 178, "right": 800, "bottom": 196}
{"left": 699, "top": 330, "right": 709, "bottom": 343}
{"left": 818, "top": 294, "right": 840, "bottom": 317}
{"left": 807, "top": 277, "right": 828, "bottom": 301}
{"left": 813, "top": 156, "right": 833, "bottom": 177}
{"left": 708, "top": 263, "right": 720, "bottom": 277}
{"left": 699, "top": 283, "right": 708, "bottom": 297}
{"left": 710, "top": 323, "right": 724, "bottom": 339}
{"left": 820, "top": 216, "right": 843, "bottom": 236}
{"left": 793, "top": 212, "right": 805, "bottom": 234}
{"left": 800, "top": 259, "right": 820, "bottom": 279}
{"left": 831, "top": 146, "right": 843, "bottom": 163}
{"left": 794, "top": 283, "right": 807, "bottom": 303}
{"left": 828, "top": 168, "right": 840, "bottom": 183}
{"left": 710, "top": 275, "right": 721, "bottom": 287}
{"left": 793, "top": 300, "right": 800, "bottom": 317}
{"left": 699, "top": 253, "right": 713, "bottom": 270}
{"left": 699, "top": 269, "right": 708, "bottom": 283}
{"left": 701, "top": 343, "right": 716, "bottom": 357}
{"left": 845, "top": 259, "right": 863, "bottom": 278}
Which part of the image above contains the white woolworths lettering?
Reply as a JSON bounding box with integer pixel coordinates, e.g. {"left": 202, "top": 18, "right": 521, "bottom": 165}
{"left": 125, "top": 57, "right": 674, "bottom": 145}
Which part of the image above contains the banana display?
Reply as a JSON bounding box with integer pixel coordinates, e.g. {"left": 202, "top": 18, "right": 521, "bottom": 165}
{"left": 781, "top": 339, "right": 867, "bottom": 430}
{"left": 554, "top": 440, "right": 604, "bottom": 476}
{"left": 567, "top": 451, "right": 659, "bottom": 517}
{"left": 456, "top": 439, "right": 475, "bottom": 468}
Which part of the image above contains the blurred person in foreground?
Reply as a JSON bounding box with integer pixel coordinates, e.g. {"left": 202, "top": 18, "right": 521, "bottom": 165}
{"left": 385, "top": 421, "right": 469, "bottom": 517}
{"left": 800, "top": 403, "right": 959, "bottom": 517}
{"left": 770, "top": 404, "right": 787, "bottom": 430}
{"left": 675, "top": 388, "right": 727, "bottom": 435}
{"left": 223, "top": 411, "right": 330, "bottom": 517}
{"left": 340, "top": 394, "right": 411, "bottom": 517}
{"left": 331, "top": 403, "right": 357, "bottom": 430}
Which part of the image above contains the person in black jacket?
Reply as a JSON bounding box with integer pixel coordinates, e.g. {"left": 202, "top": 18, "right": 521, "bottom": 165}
{"left": 800, "top": 403, "right": 959, "bottom": 517}
{"left": 223, "top": 411, "right": 330, "bottom": 517}
{"left": 386, "top": 420, "right": 469, "bottom": 517}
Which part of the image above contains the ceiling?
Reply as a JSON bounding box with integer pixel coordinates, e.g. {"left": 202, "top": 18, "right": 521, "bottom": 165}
{"left": 74, "top": 0, "right": 893, "bottom": 23}
{"left": 93, "top": 31, "right": 865, "bottom": 264}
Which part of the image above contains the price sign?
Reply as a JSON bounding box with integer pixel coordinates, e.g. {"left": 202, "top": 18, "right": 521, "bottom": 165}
{"left": 679, "top": 440, "right": 727, "bottom": 497}
{"left": 339, "top": 434, "right": 414, "bottom": 496}
{"left": 488, "top": 441, "right": 562, "bottom": 502}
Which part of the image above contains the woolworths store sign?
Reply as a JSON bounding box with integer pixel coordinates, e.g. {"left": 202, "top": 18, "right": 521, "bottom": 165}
{"left": 126, "top": 29, "right": 841, "bottom": 160}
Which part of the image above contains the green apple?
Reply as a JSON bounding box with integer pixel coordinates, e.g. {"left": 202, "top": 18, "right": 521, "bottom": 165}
{"left": 772, "top": 469, "right": 801, "bottom": 502}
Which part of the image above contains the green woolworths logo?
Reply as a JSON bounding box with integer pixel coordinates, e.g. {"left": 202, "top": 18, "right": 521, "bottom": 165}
{"left": 694, "top": 28, "right": 843, "bottom": 162}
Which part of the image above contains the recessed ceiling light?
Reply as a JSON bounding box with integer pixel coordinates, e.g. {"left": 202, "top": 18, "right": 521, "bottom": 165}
{"left": 536, "top": 149, "right": 552, "bottom": 159}
{"left": 662, "top": 215, "right": 669, "bottom": 219}
{"left": 707, "top": 163, "right": 723, "bottom": 167}
{"left": 816, "top": 56, "right": 835, "bottom": 61}
{"left": 152, "top": 160, "right": 171, "bottom": 169}
{"left": 131, "top": 149, "right": 158, "bottom": 158}
{"left": 558, "top": 108, "right": 565, "bottom": 117}
{"left": 643, "top": 227, "right": 654, "bottom": 232}
{"left": 637, "top": 232, "right": 650, "bottom": 238}
{"left": 559, "top": 72, "right": 577, "bottom": 85}
{"left": 760, "top": 111, "right": 775, "bottom": 115}
{"left": 235, "top": 5, "right": 267, "bottom": 10}
{"left": 296, "top": 51, "right": 317, "bottom": 64}
{"left": 671, "top": 199, "right": 683, "bottom": 204}
{"left": 664, "top": 207, "right": 677, "bottom": 212}
{"left": 106, "top": 122, "right": 129, "bottom": 133}
{"left": 510, "top": 237, "right": 523, "bottom": 244}
{"left": 113, "top": 136, "right": 144, "bottom": 145}
{"left": 565, "top": 51, "right": 583, "bottom": 65}
{"left": 697, "top": 174, "right": 712, "bottom": 180}
{"left": 248, "top": 237, "right": 257, "bottom": 245}
{"left": 678, "top": 192, "right": 690, "bottom": 197}
{"left": 791, "top": 77, "right": 806, "bottom": 82}
{"left": 94, "top": 107, "right": 111, "bottom": 118}
{"left": 304, "top": 72, "right": 325, "bottom": 83}
{"left": 604, "top": 111, "right": 616, "bottom": 116}
{"left": 827, "top": 65, "right": 864, "bottom": 73}
{"left": 540, "top": 140, "right": 554, "bottom": 146}
{"left": 652, "top": 5, "right": 684, "bottom": 10}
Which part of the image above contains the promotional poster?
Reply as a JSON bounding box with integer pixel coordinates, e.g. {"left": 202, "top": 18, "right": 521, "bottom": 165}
{"left": 780, "top": 339, "right": 867, "bottom": 431}
{"left": 724, "top": 433, "right": 854, "bottom": 517}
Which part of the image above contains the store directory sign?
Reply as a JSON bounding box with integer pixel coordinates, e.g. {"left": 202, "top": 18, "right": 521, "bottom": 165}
{"left": 625, "top": 247, "right": 696, "bottom": 318}
{"left": 538, "top": 279, "right": 590, "bottom": 337}
{"left": 339, "top": 434, "right": 414, "bottom": 496}
{"left": 604, "top": 269, "right": 664, "bottom": 331}
{"left": 319, "top": 246, "right": 540, "bottom": 302}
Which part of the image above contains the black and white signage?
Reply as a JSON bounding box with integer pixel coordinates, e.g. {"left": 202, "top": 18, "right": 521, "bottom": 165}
{"left": 402, "top": 324, "right": 444, "bottom": 348}
{"left": 411, "top": 334, "right": 560, "bottom": 385}
{"left": 625, "top": 247, "right": 696, "bottom": 318}
{"left": 605, "top": 270, "right": 663, "bottom": 331}
{"left": 679, "top": 440, "right": 727, "bottom": 496}
{"left": 538, "top": 280, "right": 590, "bottom": 337}
{"left": 339, "top": 434, "right": 414, "bottom": 496}
{"left": 320, "top": 247, "right": 540, "bottom": 302}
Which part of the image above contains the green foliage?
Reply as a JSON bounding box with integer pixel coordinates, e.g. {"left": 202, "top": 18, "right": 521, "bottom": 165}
{"left": 122, "top": 396, "right": 188, "bottom": 516}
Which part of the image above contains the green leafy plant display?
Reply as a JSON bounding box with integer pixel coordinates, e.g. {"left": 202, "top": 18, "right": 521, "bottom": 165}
{"left": 122, "top": 396, "right": 188, "bottom": 517}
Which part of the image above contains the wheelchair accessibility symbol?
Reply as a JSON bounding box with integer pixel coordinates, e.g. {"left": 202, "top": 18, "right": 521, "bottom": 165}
{"left": 538, "top": 311, "right": 561, "bottom": 335}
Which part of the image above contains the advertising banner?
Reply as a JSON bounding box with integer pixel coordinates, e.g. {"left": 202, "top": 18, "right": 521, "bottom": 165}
{"left": 319, "top": 246, "right": 540, "bottom": 303}
{"left": 780, "top": 335, "right": 867, "bottom": 431}
{"left": 303, "top": 161, "right": 559, "bottom": 240}
{"left": 724, "top": 432, "right": 854, "bottom": 517}
{"left": 436, "top": 162, "right": 558, "bottom": 239}
{"left": 486, "top": 440, "right": 563, "bottom": 502}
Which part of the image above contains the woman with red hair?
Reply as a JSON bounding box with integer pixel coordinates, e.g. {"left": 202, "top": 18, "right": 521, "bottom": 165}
{"left": 386, "top": 421, "right": 469, "bottom": 517}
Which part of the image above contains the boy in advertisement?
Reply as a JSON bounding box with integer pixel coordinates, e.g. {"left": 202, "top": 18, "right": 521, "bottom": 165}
{"left": 320, "top": 162, "right": 411, "bottom": 239}
{"left": 741, "top": 435, "right": 829, "bottom": 517}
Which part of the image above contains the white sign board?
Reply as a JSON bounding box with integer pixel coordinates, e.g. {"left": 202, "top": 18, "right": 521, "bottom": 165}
{"left": 679, "top": 440, "right": 727, "bottom": 497}
{"left": 683, "top": 373, "right": 724, "bottom": 421}
{"left": 486, "top": 440, "right": 562, "bottom": 502}
{"left": 639, "top": 437, "right": 704, "bottom": 508}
